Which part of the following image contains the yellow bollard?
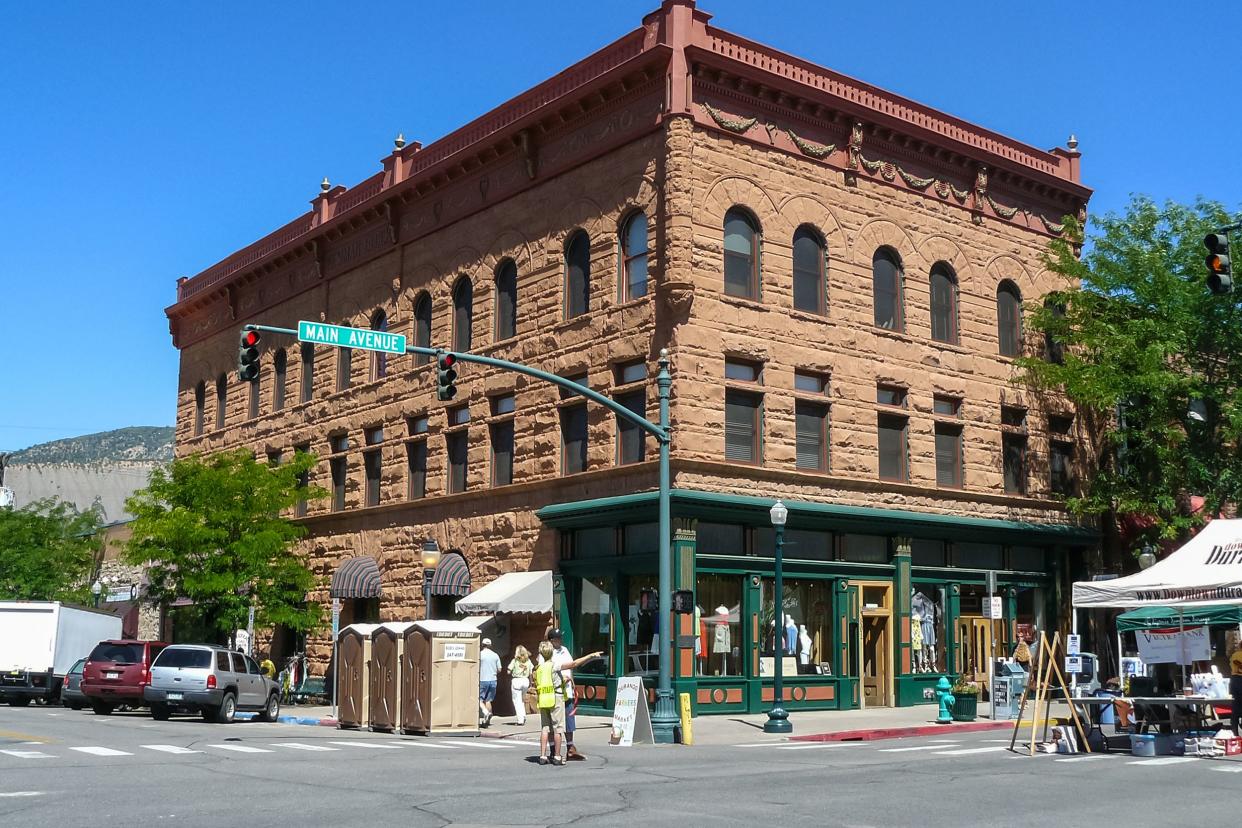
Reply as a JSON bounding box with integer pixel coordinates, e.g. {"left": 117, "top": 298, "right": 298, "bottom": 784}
{"left": 678, "top": 692, "right": 694, "bottom": 746}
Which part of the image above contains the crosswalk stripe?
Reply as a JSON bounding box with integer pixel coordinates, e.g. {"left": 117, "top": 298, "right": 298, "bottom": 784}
{"left": 387, "top": 740, "right": 458, "bottom": 749}
{"left": 733, "top": 742, "right": 788, "bottom": 748}
{"left": 436, "top": 740, "right": 516, "bottom": 749}
{"left": 934, "top": 746, "right": 1009, "bottom": 756}
{"left": 778, "top": 742, "right": 867, "bottom": 750}
{"left": 501, "top": 740, "right": 542, "bottom": 747}
{"left": 0, "top": 750, "right": 53, "bottom": 759}
{"left": 880, "top": 744, "right": 959, "bottom": 753}
{"left": 70, "top": 747, "right": 132, "bottom": 757}
{"left": 1054, "top": 754, "right": 1111, "bottom": 763}
{"left": 1211, "top": 765, "right": 1242, "bottom": 773}
{"left": 329, "top": 740, "right": 407, "bottom": 750}
{"left": 141, "top": 745, "right": 202, "bottom": 755}
{"left": 1129, "top": 757, "right": 1197, "bottom": 766}
{"left": 208, "top": 744, "right": 273, "bottom": 754}
{"left": 270, "top": 742, "right": 339, "bottom": 752}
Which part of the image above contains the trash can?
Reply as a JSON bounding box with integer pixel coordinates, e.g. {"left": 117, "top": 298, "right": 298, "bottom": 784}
{"left": 337, "top": 623, "right": 380, "bottom": 729}
{"left": 400, "top": 620, "right": 481, "bottom": 736}
{"left": 1094, "top": 689, "right": 1120, "bottom": 727}
{"left": 369, "top": 622, "right": 416, "bottom": 733}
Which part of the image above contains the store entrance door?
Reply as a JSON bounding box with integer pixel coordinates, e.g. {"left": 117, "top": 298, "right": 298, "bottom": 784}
{"left": 956, "top": 617, "right": 991, "bottom": 684}
{"left": 861, "top": 615, "right": 891, "bottom": 707}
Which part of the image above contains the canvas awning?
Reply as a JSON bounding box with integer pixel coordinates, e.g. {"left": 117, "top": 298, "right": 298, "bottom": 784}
{"left": 427, "top": 551, "right": 471, "bottom": 597}
{"left": 1116, "top": 604, "right": 1242, "bottom": 632}
{"left": 455, "top": 571, "right": 553, "bottom": 615}
{"left": 1073, "top": 519, "right": 1242, "bottom": 608}
{"left": 330, "top": 556, "right": 383, "bottom": 599}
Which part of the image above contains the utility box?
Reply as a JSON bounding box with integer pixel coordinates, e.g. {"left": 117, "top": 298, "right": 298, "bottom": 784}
{"left": 992, "top": 662, "right": 1027, "bottom": 720}
{"left": 400, "top": 620, "right": 481, "bottom": 736}
{"left": 369, "top": 622, "right": 416, "bottom": 733}
{"left": 337, "top": 623, "right": 380, "bottom": 729}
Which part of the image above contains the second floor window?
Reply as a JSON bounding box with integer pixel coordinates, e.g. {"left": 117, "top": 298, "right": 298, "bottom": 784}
{"left": 565, "top": 230, "right": 591, "bottom": 319}
{"left": 877, "top": 413, "right": 908, "bottom": 482}
{"left": 447, "top": 430, "right": 468, "bottom": 494}
{"left": 300, "top": 343, "right": 314, "bottom": 403}
{"left": 1050, "top": 440, "right": 1075, "bottom": 496}
{"left": 723, "top": 207, "right": 759, "bottom": 300}
{"left": 561, "top": 403, "right": 588, "bottom": 475}
{"left": 621, "top": 212, "right": 649, "bottom": 301}
{"left": 491, "top": 420, "right": 514, "bottom": 486}
{"left": 792, "top": 225, "right": 825, "bottom": 314}
{"left": 795, "top": 400, "right": 828, "bottom": 471}
{"left": 935, "top": 423, "right": 963, "bottom": 488}
{"left": 1003, "top": 433, "right": 1027, "bottom": 495}
{"left": 248, "top": 374, "right": 260, "bottom": 420}
{"left": 273, "top": 349, "right": 287, "bottom": 412}
{"left": 414, "top": 292, "right": 432, "bottom": 366}
{"left": 363, "top": 426, "right": 383, "bottom": 507}
{"left": 370, "top": 311, "right": 388, "bottom": 380}
{"left": 495, "top": 260, "right": 517, "bottom": 341}
{"left": 725, "top": 388, "right": 761, "bottom": 464}
{"left": 616, "top": 388, "right": 646, "bottom": 465}
{"left": 998, "top": 280, "right": 1023, "bottom": 357}
{"left": 872, "top": 248, "right": 904, "bottom": 331}
{"left": 215, "top": 374, "right": 227, "bottom": 430}
{"left": 930, "top": 263, "right": 959, "bottom": 344}
{"left": 453, "top": 277, "right": 473, "bottom": 352}
{"left": 194, "top": 381, "right": 205, "bottom": 436}
{"left": 337, "top": 343, "right": 352, "bottom": 392}
{"left": 294, "top": 443, "right": 310, "bottom": 517}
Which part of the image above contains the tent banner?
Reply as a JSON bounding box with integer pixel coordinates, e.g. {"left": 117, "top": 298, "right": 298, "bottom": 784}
{"left": 1134, "top": 626, "right": 1211, "bottom": 665}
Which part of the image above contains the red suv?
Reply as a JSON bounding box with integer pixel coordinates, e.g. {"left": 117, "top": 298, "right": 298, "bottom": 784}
{"left": 81, "top": 640, "right": 167, "bottom": 714}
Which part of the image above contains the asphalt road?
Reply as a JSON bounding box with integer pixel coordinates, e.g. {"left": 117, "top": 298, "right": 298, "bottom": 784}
{"left": 2, "top": 703, "right": 1237, "bottom": 827}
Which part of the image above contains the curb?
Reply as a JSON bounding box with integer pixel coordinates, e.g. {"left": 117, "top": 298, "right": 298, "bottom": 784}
{"left": 790, "top": 720, "right": 1012, "bottom": 743}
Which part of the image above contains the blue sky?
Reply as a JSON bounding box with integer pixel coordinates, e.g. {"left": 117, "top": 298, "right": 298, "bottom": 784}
{"left": 1, "top": 1, "right": 1238, "bottom": 451}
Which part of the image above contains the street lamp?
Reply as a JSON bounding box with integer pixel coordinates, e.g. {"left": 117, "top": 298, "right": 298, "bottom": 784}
{"left": 421, "top": 540, "right": 441, "bottom": 620}
{"left": 1138, "top": 543, "right": 1157, "bottom": 570}
{"left": 90, "top": 580, "right": 102, "bottom": 608}
{"left": 764, "top": 499, "right": 792, "bottom": 734}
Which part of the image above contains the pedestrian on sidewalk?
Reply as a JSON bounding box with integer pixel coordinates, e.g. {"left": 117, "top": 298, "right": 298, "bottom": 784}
{"left": 535, "top": 640, "right": 566, "bottom": 765}
{"left": 541, "top": 628, "right": 603, "bottom": 761}
{"left": 507, "top": 644, "right": 533, "bottom": 727}
{"left": 479, "top": 638, "right": 501, "bottom": 727}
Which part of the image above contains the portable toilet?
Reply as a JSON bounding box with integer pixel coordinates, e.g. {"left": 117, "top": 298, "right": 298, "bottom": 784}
{"left": 369, "top": 622, "right": 416, "bottom": 733}
{"left": 337, "top": 623, "right": 380, "bottom": 729}
{"left": 400, "top": 620, "right": 481, "bottom": 736}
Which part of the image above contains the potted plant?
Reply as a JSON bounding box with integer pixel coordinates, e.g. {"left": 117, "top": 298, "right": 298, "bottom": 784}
{"left": 951, "top": 677, "right": 980, "bottom": 721}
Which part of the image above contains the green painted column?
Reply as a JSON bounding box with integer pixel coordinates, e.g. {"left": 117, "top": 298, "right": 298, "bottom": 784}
{"left": 893, "top": 537, "right": 912, "bottom": 678}
{"left": 553, "top": 573, "right": 570, "bottom": 648}
{"left": 946, "top": 583, "right": 961, "bottom": 676}
{"left": 1004, "top": 587, "right": 1019, "bottom": 657}
{"left": 672, "top": 518, "right": 697, "bottom": 688}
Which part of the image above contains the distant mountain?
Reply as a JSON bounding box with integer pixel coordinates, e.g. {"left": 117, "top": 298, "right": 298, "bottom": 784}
{"left": 9, "top": 426, "right": 174, "bottom": 465}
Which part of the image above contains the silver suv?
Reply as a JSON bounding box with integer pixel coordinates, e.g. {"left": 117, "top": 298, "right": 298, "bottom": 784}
{"left": 144, "top": 645, "right": 280, "bottom": 724}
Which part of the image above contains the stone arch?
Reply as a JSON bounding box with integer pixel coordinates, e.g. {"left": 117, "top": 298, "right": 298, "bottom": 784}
{"left": 916, "top": 234, "right": 972, "bottom": 287}
{"left": 850, "top": 218, "right": 918, "bottom": 268}
{"left": 699, "top": 174, "right": 779, "bottom": 230}
{"left": 547, "top": 196, "right": 607, "bottom": 251}
{"left": 774, "top": 193, "right": 848, "bottom": 256}
{"left": 982, "top": 253, "right": 1036, "bottom": 297}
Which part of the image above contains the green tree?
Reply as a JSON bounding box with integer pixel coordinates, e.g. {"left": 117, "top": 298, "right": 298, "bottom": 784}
{"left": 0, "top": 498, "right": 102, "bottom": 601}
{"left": 124, "top": 449, "right": 326, "bottom": 644}
{"left": 1019, "top": 196, "right": 1242, "bottom": 560}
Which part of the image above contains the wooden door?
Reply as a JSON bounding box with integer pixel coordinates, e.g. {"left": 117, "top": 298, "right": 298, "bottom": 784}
{"left": 861, "top": 616, "right": 890, "bottom": 707}
{"left": 956, "top": 617, "right": 990, "bottom": 683}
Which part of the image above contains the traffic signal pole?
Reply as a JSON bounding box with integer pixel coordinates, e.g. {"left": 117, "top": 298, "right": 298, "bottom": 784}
{"left": 243, "top": 323, "right": 682, "bottom": 744}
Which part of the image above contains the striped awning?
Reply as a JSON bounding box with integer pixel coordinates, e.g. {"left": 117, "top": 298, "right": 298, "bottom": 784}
{"left": 427, "top": 551, "right": 471, "bottom": 597}
{"left": 330, "top": 556, "right": 383, "bottom": 599}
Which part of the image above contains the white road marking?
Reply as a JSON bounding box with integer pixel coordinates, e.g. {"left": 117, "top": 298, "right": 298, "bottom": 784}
{"left": 70, "top": 747, "right": 133, "bottom": 757}
{"left": 1129, "top": 757, "right": 1198, "bottom": 766}
{"left": 269, "top": 742, "right": 339, "bottom": 752}
{"left": 141, "top": 745, "right": 202, "bottom": 755}
{"left": 934, "top": 746, "right": 1010, "bottom": 756}
{"left": 778, "top": 742, "right": 868, "bottom": 750}
{"left": 501, "top": 740, "right": 542, "bottom": 747}
{"left": 1054, "top": 754, "right": 1111, "bottom": 763}
{"left": 384, "top": 740, "right": 457, "bottom": 749}
{"left": 329, "top": 740, "right": 406, "bottom": 750}
{"left": 733, "top": 742, "right": 789, "bottom": 747}
{"left": 0, "top": 750, "right": 53, "bottom": 759}
{"left": 0, "top": 791, "right": 45, "bottom": 798}
{"left": 208, "top": 744, "right": 273, "bottom": 753}
{"left": 880, "top": 744, "right": 959, "bottom": 753}
{"left": 437, "top": 739, "right": 516, "bottom": 749}
{"left": 1211, "top": 765, "right": 1242, "bottom": 773}
{"left": 20, "top": 741, "right": 45, "bottom": 745}
{"left": 44, "top": 713, "right": 60, "bottom": 717}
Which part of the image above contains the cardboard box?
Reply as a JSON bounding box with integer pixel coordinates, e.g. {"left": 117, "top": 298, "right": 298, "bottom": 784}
{"left": 1215, "top": 736, "right": 1241, "bottom": 756}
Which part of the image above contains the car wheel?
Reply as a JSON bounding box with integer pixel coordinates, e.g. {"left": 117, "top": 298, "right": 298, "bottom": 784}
{"left": 151, "top": 703, "right": 171, "bottom": 721}
{"left": 8, "top": 698, "right": 32, "bottom": 707}
{"left": 258, "top": 693, "right": 280, "bottom": 722}
{"left": 71, "top": 702, "right": 83, "bottom": 711}
{"left": 91, "top": 701, "right": 114, "bottom": 716}
{"left": 215, "top": 693, "right": 237, "bottom": 724}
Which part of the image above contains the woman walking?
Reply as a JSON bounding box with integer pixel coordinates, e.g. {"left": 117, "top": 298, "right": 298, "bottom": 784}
{"left": 508, "top": 645, "right": 533, "bottom": 727}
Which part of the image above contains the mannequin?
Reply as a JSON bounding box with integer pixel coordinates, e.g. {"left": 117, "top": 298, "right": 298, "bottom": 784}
{"left": 911, "top": 611, "right": 925, "bottom": 672}
{"left": 798, "top": 624, "right": 812, "bottom": 671}
{"left": 784, "top": 614, "right": 798, "bottom": 655}
{"left": 911, "top": 590, "right": 938, "bottom": 673}
{"left": 712, "top": 605, "right": 731, "bottom": 676}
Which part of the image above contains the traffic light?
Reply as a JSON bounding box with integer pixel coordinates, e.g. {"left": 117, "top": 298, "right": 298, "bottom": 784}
{"left": 672, "top": 589, "right": 694, "bottom": 614}
{"left": 639, "top": 588, "right": 658, "bottom": 613}
{"left": 436, "top": 352, "right": 458, "bottom": 400}
{"left": 237, "top": 330, "right": 260, "bottom": 381}
{"left": 1205, "top": 233, "right": 1232, "bottom": 295}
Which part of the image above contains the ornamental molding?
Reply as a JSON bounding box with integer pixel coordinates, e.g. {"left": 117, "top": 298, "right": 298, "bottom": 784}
{"left": 700, "top": 101, "right": 758, "bottom": 133}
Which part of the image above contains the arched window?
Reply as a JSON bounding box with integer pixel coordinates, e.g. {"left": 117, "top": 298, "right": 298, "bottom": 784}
{"left": 565, "top": 230, "right": 591, "bottom": 319}
{"left": 723, "top": 207, "right": 760, "bottom": 299}
{"left": 1044, "top": 298, "right": 1065, "bottom": 364}
{"left": 929, "top": 262, "right": 959, "bottom": 344}
{"left": 997, "top": 281, "right": 1023, "bottom": 357}
{"left": 792, "top": 225, "right": 826, "bottom": 314}
{"left": 193, "top": 381, "right": 205, "bottom": 436}
{"left": 215, "top": 374, "right": 227, "bottom": 430}
{"left": 453, "top": 277, "right": 473, "bottom": 352}
{"left": 872, "top": 247, "right": 904, "bottom": 331}
{"left": 370, "top": 310, "right": 388, "bottom": 380}
{"left": 299, "top": 342, "right": 315, "bottom": 403}
{"left": 273, "top": 348, "right": 287, "bottom": 411}
{"left": 495, "top": 259, "right": 517, "bottom": 341}
{"left": 620, "top": 212, "right": 649, "bottom": 301}
{"left": 413, "top": 292, "right": 432, "bottom": 367}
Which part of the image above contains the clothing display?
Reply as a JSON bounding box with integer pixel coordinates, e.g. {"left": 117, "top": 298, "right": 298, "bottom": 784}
{"left": 712, "top": 606, "right": 731, "bottom": 676}
{"left": 911, "top": 590, "right": 941, "bottom": 673}
{"left": 784, "top": 615, "right": 797, "bottom": 654}
{"left": 798, "top": 624, "right": 812, "bottom": 666}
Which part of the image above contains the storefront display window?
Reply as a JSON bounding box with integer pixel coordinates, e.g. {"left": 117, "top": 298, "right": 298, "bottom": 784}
{"left": 623, "top": 523, "right": 659, "bottom": 556}
{"left": 1010, "top": 545, "right": 1045, "bottom": 572}
{"left": 574, "top": 576, "right": 612, "bottom": 676}
{"left": 842, "top": 534, "right": 888, "bottom": 563}
{"left": 1014, "top": 586, "right": 1044, "bottom": 652}
{"left": 911, "top": 539, "right": 946, "bottom": 567}
{"left": 624, "top": 575, "right": 658, "bottom": 675}
{"left": 759, "top": 577, "right": 833, "bottom": 675}
{"left": 910, "top": 583, "right": 946, "bottom": 673}
{"left": 754, "top": 528, "right": 831, "bottom": 560}
{"left": 697, "top": 523, "right": 744, "bottom": 555}
{"left": 956, "top": 542, "right": 1003, "bottom": 570}
{"left": 573, "top": 527, "right": 617, "bottom": 558}
{"left": 957, "top": 584, "right": 1005, "bottom": 680}
{"left": 695, "top": 574, "right": 742, "bottom": 677}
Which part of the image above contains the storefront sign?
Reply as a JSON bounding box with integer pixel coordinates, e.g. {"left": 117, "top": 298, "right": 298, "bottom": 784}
{"left": 443, "top": 643, "right": 466, "bottom": 661}
{"left": 1066, "top": 634, "right": 1081, "bottom": 656}
{"left": 1135, "top": 626, "right": 1211, "bottom": 665}
{"left": 609, "top": 677, "right": 653, "bottom": 747}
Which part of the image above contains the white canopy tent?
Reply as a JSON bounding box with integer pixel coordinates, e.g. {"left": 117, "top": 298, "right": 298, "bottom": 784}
{"left": 454, "top": 570, "right": 553, "bottom": 615}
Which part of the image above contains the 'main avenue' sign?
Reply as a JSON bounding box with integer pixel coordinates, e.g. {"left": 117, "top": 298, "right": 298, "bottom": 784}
{"left": 298, "top": 320, "right": 407, "bottom": 355}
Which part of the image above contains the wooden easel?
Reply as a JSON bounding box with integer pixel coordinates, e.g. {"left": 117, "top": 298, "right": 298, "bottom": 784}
{"left": 1008, "top": 631, "right": 1091, "bottom": 755}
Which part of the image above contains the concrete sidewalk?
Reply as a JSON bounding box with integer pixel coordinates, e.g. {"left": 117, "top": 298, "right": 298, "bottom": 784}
{"left": 270, "top": 702, "right": 1021, "bottom": 746}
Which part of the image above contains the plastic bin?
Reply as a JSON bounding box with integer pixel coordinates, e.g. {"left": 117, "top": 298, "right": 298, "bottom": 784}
{"left": 1131, "top": 734, "right": 1156, "bottom": 757}
{"left": 1094, "top": 689, "right": 1120, "bottom": 726}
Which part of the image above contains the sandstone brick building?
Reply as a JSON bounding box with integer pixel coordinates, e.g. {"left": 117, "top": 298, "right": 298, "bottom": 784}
{"left": 165, "top": 0, "right": 1093, "bottom": 714}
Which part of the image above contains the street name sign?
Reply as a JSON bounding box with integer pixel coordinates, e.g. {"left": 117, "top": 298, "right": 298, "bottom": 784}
{"left": 298, "top": 320, "right": 406, "bottom": 355}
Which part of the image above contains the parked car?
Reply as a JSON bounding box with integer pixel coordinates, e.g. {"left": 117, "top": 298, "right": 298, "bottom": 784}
{"left": 60, "top": 658, "right": 87, "bottom": 710}
{"left": 144, "top": 645, "right": 280, "bottom": 724}
{"left": 81, "top": 639, "right": 168, "bottom": 715}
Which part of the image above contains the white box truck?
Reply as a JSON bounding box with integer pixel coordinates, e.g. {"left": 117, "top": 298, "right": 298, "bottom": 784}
{"left": 0, "top": 601, "right": 122, "bottom": 705}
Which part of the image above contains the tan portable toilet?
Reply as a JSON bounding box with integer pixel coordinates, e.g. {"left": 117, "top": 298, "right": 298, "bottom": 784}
{"left": 368, "top": 622, "right": 415, "bottom": 732}
{"left": 400, "top": 620, "right": 481, "bottom": 736}
{"left": 336, "top": 623, "right": 380, "bottom": 729}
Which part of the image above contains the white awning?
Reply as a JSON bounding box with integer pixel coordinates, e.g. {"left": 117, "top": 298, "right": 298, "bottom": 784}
{"left": 455, "top": 571, "right": 553, "bottom": 615}
{"left": 1073, "top": 519, "right": 1242, "bottom": 608}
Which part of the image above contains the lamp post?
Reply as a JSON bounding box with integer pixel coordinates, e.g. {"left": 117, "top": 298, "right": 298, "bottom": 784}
{"left": 90, "top": 580, "right": 102, "bottom": 608}
{"left": 421, "top": 539, "right": 442, "bottom": 621}
{"left": 1138, "top": 543, "right": 1157, "bottom": 571}
{"left": 764, "top": 499, "right": 792, "bottom": 734}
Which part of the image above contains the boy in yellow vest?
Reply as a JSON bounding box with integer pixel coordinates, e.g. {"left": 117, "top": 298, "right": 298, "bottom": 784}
{"left": 535, "top": 641, "right": 566, "bottom": 765}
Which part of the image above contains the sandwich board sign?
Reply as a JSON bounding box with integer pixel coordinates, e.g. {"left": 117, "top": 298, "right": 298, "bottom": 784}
{"left": 609, "top": 676, "right": 653, "bottom": 746}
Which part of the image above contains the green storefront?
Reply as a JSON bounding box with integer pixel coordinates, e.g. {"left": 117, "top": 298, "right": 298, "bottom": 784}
{"left": 538, "top": 489, "right": 1094, "bottom": 716}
